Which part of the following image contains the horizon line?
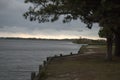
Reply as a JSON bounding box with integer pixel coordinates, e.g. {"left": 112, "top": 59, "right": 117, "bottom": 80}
{"left": 0, "top": 37, "right": 105, "bottom": 40}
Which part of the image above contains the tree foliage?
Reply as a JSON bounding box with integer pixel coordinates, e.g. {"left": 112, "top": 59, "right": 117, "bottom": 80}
{"left": 98, "top": 27, "right": 113, "bottom": 38}
{"left": 24, "top": 0, "right": 120, "bottom": 57}
{"left": 24, "top": 0, "right": 120, "bottom": 30}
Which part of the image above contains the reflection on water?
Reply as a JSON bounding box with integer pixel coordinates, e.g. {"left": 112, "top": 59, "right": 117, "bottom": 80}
{"left": 0, "top": 39, "right": 81, "bottom": 80}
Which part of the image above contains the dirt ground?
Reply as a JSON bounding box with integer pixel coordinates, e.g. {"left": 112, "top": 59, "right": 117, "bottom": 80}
{"left": 40, "top": 45, "right": 120, "bottom": 80}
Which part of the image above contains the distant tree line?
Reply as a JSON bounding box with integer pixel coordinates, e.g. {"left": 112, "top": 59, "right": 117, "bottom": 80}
{"left": 73, "top": 38, "right": 106, "bottom": 45}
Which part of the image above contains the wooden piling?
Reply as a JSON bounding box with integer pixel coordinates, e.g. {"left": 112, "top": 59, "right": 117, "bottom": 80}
{"left": 39, "top": 65, "right": 42, "bottom": 73}
{"left": 31, "top": 72, "right": 36, "bottom": 80}
{"left": 43, "top": 61, "right": 47, "bottom": 66}
{"left": 60, "top": 54, "right": 62, "bottom": 57}
{"left": 46, "top": 57, "right": 49, "bottom": 61}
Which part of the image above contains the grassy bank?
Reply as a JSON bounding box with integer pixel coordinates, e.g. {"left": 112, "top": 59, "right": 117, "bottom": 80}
{"left": 38, "top": 45, "right": 120, "bottom": 80}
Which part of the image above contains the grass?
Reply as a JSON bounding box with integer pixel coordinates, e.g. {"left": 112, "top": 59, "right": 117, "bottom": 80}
{"left": 39, "top": 45, "right": 120, "bottom": 80}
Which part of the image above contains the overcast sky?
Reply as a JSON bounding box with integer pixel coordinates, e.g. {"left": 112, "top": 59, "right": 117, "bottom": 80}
{"left": 0, "top": 0, "right": 101, "bottom": 39}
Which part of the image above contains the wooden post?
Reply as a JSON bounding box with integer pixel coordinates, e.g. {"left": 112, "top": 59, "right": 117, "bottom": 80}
{"left": 43, "top": 61, "right": 47, "bottom": 66}
{"left": 31, "top": 72, "right": 36, "bottom": 80}
{"left": 60, "top": 54, "right": 62, "bottom": 57}
{"left": 39, "top": 65, "right": 42, "bottom": 73}
{"left": 46, "top": 57, "right": 49, "bottom": 61}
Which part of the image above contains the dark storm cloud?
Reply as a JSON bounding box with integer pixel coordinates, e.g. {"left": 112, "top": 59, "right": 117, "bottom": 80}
{"left": 0, "top": 0, "right": 100, "bottom": 39}
{"left": 0, "top": 0, "right": 11, "bottom": 10}
{"left": 0, "top": 0, "right": 35, "bottom": 28}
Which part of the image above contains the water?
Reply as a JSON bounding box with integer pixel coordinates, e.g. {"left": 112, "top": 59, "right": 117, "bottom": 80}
{"left": 0, "top": 39, "right": 81, "bottom": 80}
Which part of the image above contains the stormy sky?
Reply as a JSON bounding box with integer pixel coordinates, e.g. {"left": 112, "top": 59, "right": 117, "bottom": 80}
{"left": 0, "top": 0, "right": 101, "bottom": 39}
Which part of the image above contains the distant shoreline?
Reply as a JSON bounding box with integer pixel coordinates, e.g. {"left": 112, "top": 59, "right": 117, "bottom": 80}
{"left": 0, "top": 37, "right": 106, "bottom": 45}
{"left": 0, "top": 37, "right": 76, "bottom": 41}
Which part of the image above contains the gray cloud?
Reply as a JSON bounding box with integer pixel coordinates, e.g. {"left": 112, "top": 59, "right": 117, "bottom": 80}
{"left": 0, "top": 0, "right": 100, "bottom": 39}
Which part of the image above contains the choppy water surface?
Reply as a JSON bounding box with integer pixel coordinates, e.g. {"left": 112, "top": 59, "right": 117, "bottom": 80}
{"left": 0, "top": 39, "right": 81, "bottom": 80}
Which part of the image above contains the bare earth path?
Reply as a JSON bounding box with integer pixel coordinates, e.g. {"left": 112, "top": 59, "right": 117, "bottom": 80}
{"left": 40, "top": 45, "right": 120, "bottom": 80}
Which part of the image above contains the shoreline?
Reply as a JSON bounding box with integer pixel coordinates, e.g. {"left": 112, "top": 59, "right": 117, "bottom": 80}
{"left": 31, "top": 45, "right": 120, "bottom": 80}
{"left": 31, "top": 51, "right": 79, "bottom": 80}
{"left": 30, "top": 45, "right": 89, "bottom": 80}
{"left": 30, "top": 45, "right": 83, "bottom": 80}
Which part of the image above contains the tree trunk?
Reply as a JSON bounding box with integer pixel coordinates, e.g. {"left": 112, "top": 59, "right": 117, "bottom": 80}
{"left": 106, "top": 35, "right": 113, "bottom": 61}
{"left": 114, "top": 33, "right": 120, "bottom": 56}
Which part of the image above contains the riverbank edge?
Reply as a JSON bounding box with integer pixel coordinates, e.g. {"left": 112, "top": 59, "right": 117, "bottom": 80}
{"left": 30, "top": 45, "right": 86, "bottom": 80}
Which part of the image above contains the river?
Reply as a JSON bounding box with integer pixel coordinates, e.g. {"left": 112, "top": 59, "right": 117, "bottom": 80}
{"left": 0, "top": 39, "right": 81, "bottom": 80}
